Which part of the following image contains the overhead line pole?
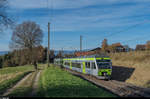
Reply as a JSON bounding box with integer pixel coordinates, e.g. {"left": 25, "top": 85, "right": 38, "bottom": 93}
{"left": 47, "top": 22, "right": 50, "bottom": 67}
{"left": 80, "top": 35, "right": 82, "bottom": 52}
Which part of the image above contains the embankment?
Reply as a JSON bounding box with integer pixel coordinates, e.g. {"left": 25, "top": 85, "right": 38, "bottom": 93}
{"left": 109, "top": 51, "right": 150, "bottom": 88}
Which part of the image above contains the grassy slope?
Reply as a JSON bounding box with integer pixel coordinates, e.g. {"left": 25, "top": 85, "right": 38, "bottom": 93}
{"left": 37, "top": 66, "right": 117, "bottom": 97}
{"left": 0, "top": 65, "right": 34, "bottom": 94}
{"left": 109, "top": 51, "right": 150, "bottom": 88}
{"left": 7, "top": 72, "right": 36, "bottom": 97}
{"left": 1, "top": 64, "right": 45, "bottom": 97}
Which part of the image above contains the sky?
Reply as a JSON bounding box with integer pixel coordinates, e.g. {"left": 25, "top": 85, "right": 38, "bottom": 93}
{"left": 1, "top": 0, "right": 150, "bottom": 51}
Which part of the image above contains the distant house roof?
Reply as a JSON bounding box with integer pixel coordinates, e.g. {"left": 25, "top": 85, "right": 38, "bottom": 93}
{"left": 111, "top": 43, "right": 122, "bottom": 47}
{"left": 75, "top": 51, "right": 96, "bottom": 56}
{"left": 75, "top": 47, "right": 101, "bottom": 56}
{"left": 136, "top": 44, "right": 146, "bottom": 50}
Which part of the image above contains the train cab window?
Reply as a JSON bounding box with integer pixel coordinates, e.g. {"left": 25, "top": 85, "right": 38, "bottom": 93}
{"left": 92, "top": 62, "right": 96, "bottom": 69}
{"left": 85, "top": 62, "right": 90, "bottom": 68}
{"left": 97, "top": 63, "right": 111, "bottom": 69}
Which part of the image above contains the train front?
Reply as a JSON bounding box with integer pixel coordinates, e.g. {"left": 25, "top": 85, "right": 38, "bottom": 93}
{"left": 96, "top": 57, "right": 112, "bottom": 80}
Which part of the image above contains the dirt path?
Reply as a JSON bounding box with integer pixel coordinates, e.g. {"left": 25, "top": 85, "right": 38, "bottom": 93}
{"left": 2, "top": 69, "right": 42, "bottom": 97}
{"left": 30, "top": 70, "right": 41, "bottom": 96}
{"left": 2, "top": 72, "right": 33, "bottom": 96}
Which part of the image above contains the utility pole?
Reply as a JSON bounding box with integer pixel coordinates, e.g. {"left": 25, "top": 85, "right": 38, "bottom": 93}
{"left": 80, "top": 35, "right": 82, "bottom": 52}
{"left": 47, "top": 22, "right": 50, "bottom": 67}
{"left": 61, "top": 48, "right": 63, "bottom": 58}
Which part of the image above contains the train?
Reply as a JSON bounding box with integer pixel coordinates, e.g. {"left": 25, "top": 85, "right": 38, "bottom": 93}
{"left": 54, "top": 55, "right": 112, "bottom": 80}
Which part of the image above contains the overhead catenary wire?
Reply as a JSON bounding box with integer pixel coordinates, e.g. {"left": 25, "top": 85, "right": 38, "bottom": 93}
{"left": 45, "top": 1, "right": 150, "bottom": 50}
{"left": 105, "top": 19, "right": 150, "bottom": 38}
{"left": 83, "top": 19, "right": 150, "bottom": 48}
{"left": 84, "top": 19, "right": 150, "bottom": 41}
{"left": 120, "top": 33, "right": 150, "bottom": 44}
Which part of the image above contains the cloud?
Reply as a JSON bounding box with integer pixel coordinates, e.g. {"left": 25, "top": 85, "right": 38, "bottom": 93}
{"left": 2, "top": 0, "right": 150, "bottom": 51}
{"left": 9, "top": 0, "right": 150, "bottom": 9}
{"left": 8, "top": 0, "right": 150, "bottom": 33}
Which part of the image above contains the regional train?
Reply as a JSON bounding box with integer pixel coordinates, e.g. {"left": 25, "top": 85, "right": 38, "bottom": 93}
{"left": 54, "top": 55, "right": 112, "bottom": 80}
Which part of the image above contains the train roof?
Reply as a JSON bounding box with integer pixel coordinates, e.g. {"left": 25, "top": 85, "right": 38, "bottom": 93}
{"left": 76, "top": 54, "right": 109, "bottom": 58}
{"left": 62, "top": 54, "right": 111, "bottom": 61}
{"left": 54, "top": 54, "right": 110, "bottom": 61}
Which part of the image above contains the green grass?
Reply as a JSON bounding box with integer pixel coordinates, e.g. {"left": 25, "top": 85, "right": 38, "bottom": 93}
{"left": 7, "top": 72, "right": 37, "bottom": 97}
{"left": 0, "top": 65, "right": 34, "bottom": 95}
{"left": 37, "top": 66, "right": 117, "bottom": 97}
{"left": 7, "top": 87, "right": 32, "bottom": 97}
{"left": 0, "top": 65, "right": 34, "bottom": 75}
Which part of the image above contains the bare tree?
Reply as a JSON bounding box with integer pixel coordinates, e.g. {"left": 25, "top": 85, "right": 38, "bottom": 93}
{"left": 10, "top": 21, "right": 43, "bottom": 69}
{"left": 101, "top": 38, "right": 108, "bottom": 52}
{"left": 0, "top": 0, "right": 13, "bottom": 33}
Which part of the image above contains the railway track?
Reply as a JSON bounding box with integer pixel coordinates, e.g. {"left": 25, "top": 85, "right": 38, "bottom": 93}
{"left": 63, "top": 68, "right": 150, "bottom": 97}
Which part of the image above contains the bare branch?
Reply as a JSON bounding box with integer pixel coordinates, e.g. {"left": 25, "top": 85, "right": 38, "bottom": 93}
{"left": 0, "top": 0, "right": 14, "bottom": 33}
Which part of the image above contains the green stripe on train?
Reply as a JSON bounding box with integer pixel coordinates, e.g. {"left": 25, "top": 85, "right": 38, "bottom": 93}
{"left": 63, "top": 58, "right": 94, "bottom": 61}
{"left": 70, "top": 61, "right": 72, "bottom": 69}
{"left": 63, "top": 58, "right": 110, "bottom": 61}
{"left": 98, "top": 69, "right": 112, "bottom": 76}
{"left": 96, "top": 58, "right": 110, "bottom": 60}
{"left": 82, "top": 62, "right": 86, "bottom": 74}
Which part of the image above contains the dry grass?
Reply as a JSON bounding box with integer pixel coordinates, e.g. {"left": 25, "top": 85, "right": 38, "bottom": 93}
{"left": 7, "top": 72, "right": 37, "bottom": 97}
{"left": 0, "top": 72, "right": 23, "bottom": 83}
{"left": 109, "top": 51, "right": 150, "bottom": 88}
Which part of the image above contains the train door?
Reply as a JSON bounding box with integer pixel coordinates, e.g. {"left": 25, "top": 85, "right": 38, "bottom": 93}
{"left": 91, "top": 62, "right": 97, "bottom": 76}
{"left": 82, "top": 62, "right": 86, "bottom": 74}
{"left": 70, "top": 61, "right": 72, "bottom": 69}
{"left": 85, "top": 62, "right": 91, "bottom": 74}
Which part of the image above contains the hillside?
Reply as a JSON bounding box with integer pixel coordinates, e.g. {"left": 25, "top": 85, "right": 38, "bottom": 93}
{"left": 109, "top": 51, "right": 150, "bottom": 88}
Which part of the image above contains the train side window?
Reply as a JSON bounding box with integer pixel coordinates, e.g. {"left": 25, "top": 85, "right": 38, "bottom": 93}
{"left": 92, "top": 62, "right": 96, "bottom": 69}
{"left": 72, "top": 62, "right": 81, "bottom": 68}
{"left": 77, "top": 63, "right": 81, "bottom": 68}
{"left": 72, "top": 62, "right": 76, "bottom": 67}
{"left": 86, "top": 62, "right": 90, "bottom": 68}
{"left": 72, "top": 62, "right": 75, "bottom": 67}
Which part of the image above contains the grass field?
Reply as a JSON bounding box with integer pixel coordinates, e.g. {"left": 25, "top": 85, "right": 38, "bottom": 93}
{"left": 109, "top": 51, "right": 150, "bottom": 88}
{"left": 7, "top": 72, "right": 36, "bottom": 97}
{"left": 0, "top": 65, "right": 35, "bottom": 95}
{"left": 37, "top": 66, "right": 117, "bottom": 97}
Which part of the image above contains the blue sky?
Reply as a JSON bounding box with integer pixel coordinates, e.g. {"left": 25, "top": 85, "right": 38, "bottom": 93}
{"left": 1, "top": 0, "right": 150, "bottom": 51}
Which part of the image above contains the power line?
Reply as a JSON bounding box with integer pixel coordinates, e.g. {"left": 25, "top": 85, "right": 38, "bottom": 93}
{"left": 83, "top": 19, "right": 150, "bottom": 49}
{"left": 120, "top": 34, "right": 150, "bottom": 44}
{"left": 84, "top": 19, "right": 150, "bottom": 41}
{"left": 105, "top": 19, "right": 150, "bottom": 38}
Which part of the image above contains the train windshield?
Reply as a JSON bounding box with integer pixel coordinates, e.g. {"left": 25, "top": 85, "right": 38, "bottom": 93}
{"left": 97, "top": 62, "right": 111, "bottom": 69}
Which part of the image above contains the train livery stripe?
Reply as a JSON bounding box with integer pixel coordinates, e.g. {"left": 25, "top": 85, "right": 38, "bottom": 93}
{"left": 82, "top": 62, "right": 86, "bottom": 74}
{"left": 63, "top": 58, "right": 110, "bottom": 61}
{"left": 63, "top": 58, "right": 95, "bottom": 61}
{"left": 96, "top": 58, "right": 110, "bottom": 60}
{"left": 98, "top": 69, "right": 112, "bottom": 76}
{"left": 70, "top": 61, "right": 72, "bottom": 69}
